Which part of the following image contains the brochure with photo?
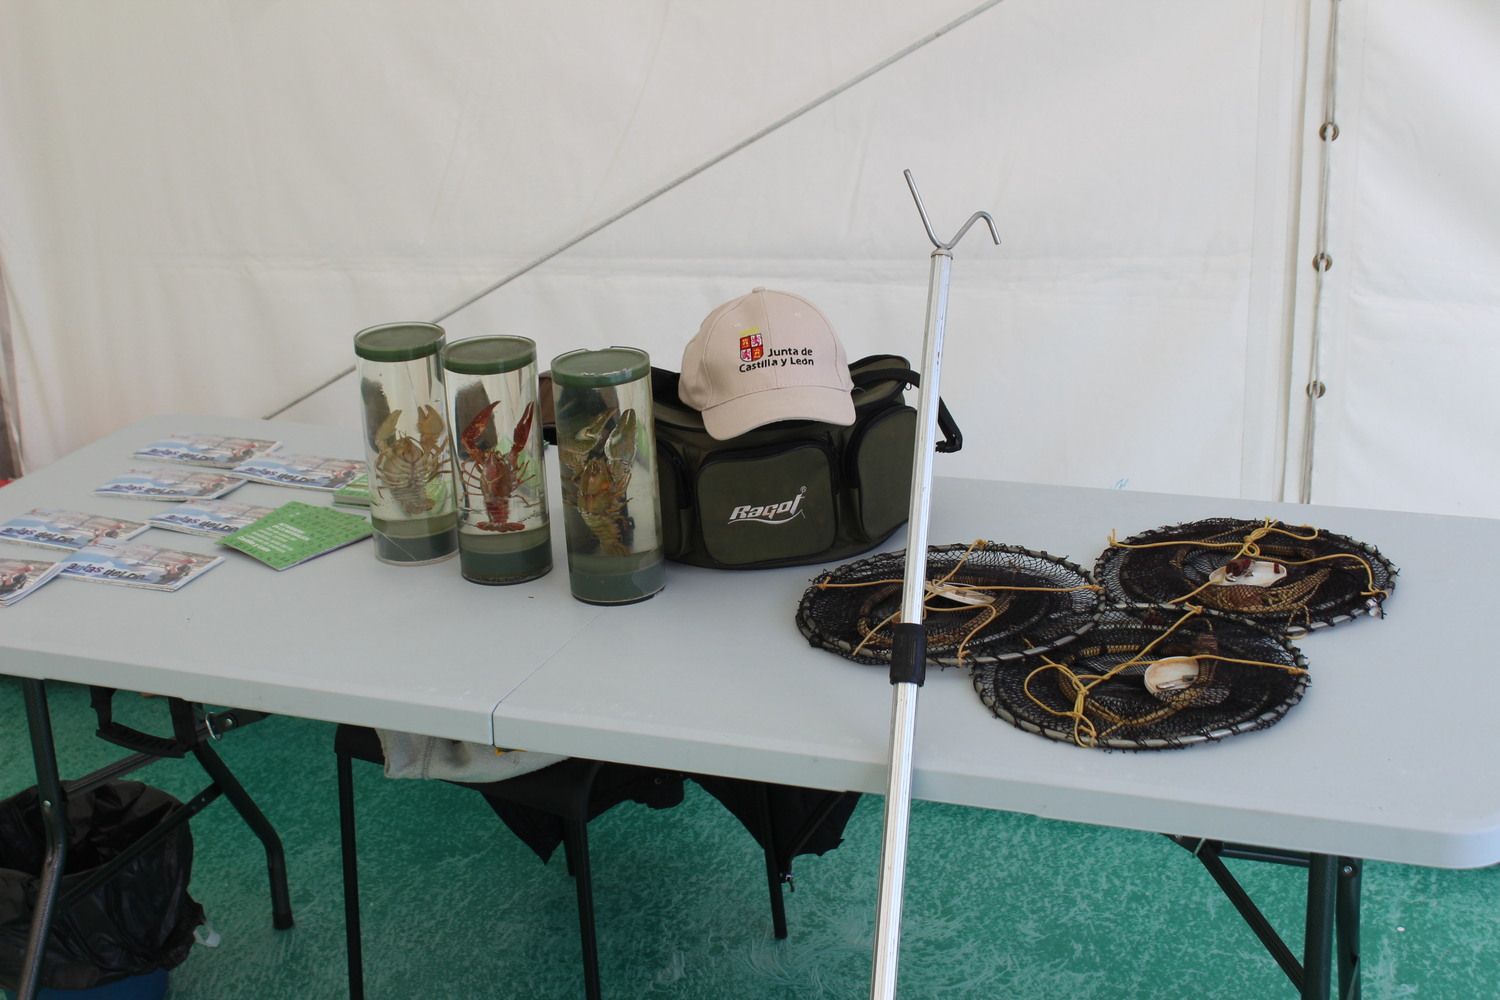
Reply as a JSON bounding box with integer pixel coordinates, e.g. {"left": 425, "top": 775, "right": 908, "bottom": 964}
{"left": 0, "top": 556, "right": 65, "bottom": 606}
{"left": 0, "top": 508, "right": 150, "bottom": 551}
{"left": 147, "top": 499, "right": 280, "bottom": 537}
{"left": 332, "top": 471, "right": 372, "bottom": 508}
{"left": 220, "top": 501, "right": 372, "bottom": 571}
{"left": 133, "top": 432, "right": 282, "bottom": 469}
{"left": 230, "top": 454, "right": 364, "bottom": 491}
{"left": 59, "top": 541, "right": 223, "bottom": 591}
{"left": 95, "top": 467, "right": 246, "bottom": 501}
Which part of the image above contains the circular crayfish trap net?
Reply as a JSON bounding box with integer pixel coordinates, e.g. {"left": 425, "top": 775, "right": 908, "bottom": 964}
{"left": 796, "top": 541, "right": 1103, "bottom": 669}
{"left": 1093, "top": 517, "right": 1397, "bottom": 634}
{"left": 972, "top": 604, "right": 1309, "bottom": 750}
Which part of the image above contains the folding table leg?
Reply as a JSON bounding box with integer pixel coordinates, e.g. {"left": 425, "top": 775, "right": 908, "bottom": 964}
{"left": 1302, "top": 854, "right": 1338, "bottom": 1000}
{"left": 336, "top": 752, "right": 365, "bottom": 1000}
{"left": 1169, "top": 837, "right": 1364, "bottom": 1000}
{"left": 1178, "top": 840, "right": 1302, "bottom": 985}
{"left": 191, "top": 739, "right": 294, "bottom": 928}
{"left": 1337, "top": 859, "right": 1363, "bottom": 1000}
{"left": 17, "top": 678, "right": 68, "bottom": 1000}
{"left": 562, "top": 818, "right": 603, "bottom": 1000}
{"left": 754, "top": 784, "right": 789, "bottom": 940}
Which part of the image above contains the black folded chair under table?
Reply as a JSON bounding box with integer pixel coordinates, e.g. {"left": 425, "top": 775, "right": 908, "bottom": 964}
{"left": 336, "top": 723, "right": 860, "bottom": 1000}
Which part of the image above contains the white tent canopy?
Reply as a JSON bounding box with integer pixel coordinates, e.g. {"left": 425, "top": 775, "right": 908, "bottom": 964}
{"left": 2, "top": 0, "right": 1497, "bottom": 517}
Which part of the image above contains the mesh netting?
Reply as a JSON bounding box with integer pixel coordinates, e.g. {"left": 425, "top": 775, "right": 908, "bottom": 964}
{"left": 972, "top": 604, "right": 1309, "bottom": 750}
{"left": 796, "top": 542, "right": 1103, "bottom": 669}
{"left": 1094, "top": 517, "right": 1397, "bottom": 634}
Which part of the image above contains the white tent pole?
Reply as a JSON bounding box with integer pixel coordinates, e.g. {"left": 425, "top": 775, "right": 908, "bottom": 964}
{"left": 870, "top": 171, "right": 998, "bottom": 1000}
{"left": 1296, "top": 0, "right": 1345, "bottom": 504}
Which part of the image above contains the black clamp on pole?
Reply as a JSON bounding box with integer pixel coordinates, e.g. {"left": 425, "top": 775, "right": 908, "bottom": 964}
{"left": 888, "top": 622, "right": 928, "bottom": 687}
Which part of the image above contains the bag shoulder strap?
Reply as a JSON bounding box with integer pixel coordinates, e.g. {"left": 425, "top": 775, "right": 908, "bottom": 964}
{"left": 650, "top": 367, "right": 710, "bottom": 433}
{"left": 847, "top": 356, "right": 962, "bottom": 454}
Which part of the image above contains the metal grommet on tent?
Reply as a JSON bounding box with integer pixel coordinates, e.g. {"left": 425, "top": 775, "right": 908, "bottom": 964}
{"left": 1312, "top": 252, "right": 1333, "bottom": 272}
{"left": 1319, "top": 121, "right": 1340, "bottom": 141}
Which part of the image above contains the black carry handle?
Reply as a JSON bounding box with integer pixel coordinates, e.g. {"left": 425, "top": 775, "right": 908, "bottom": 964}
{"left": 89, "top": 686, "right": 198, "bottom": 758}
{"left": 852, "top": 361, "right": 963, "bottom": 454}
{"left": 88, "top": 687, "right": 271, "bottom": 757}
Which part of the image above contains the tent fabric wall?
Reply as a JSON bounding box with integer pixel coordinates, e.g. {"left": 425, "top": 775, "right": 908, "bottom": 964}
{"left": 0, "top": 262, "right": 18, "bottom": 477}
{"left": 1, "top": 2, "right": 1491, "bottom": 518}
{"left": 0, "top": 0, "right": 985, "bottom": 469}
{"left": 377, "top": 0, "right": 1293, "bottom": 502}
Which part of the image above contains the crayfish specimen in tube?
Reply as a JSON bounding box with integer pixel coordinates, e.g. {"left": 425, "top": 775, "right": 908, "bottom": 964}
{"left": 560, "top": 408, "right": 637, "bottom": 556}
{"left": 372, "top": 404, "right": 451, "bottom": 515}
{"left": 458, "top": 400, "right": 538, "bottom": 532}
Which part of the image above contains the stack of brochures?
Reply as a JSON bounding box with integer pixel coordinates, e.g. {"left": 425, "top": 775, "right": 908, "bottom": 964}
{"left": 59, "top": 541, "right": 223, "bottom": 591}
{"left": 0, "top": 508, "right": 150, "bottom": 550}
{"left": 95, "top": 468, "right": 246, "bottom": 501}
{"left": 133, "top": 432, "right": 281, "bottom": 468}
{"left": 0, "top": 556, "right": 64, "bottom": 606}
{"left": 230, "top": 454, "right": 364, "bottom": 491}
{"left": 332, "top": 472, "right": 372, "bottom": 508}
{"left": 148, "top": 500, "right": 279, "bottom": 537}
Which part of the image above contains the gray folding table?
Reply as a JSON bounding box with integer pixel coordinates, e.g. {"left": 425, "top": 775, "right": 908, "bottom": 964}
{"left": 4, "top": 414, "right": 1498, "bottom": 999}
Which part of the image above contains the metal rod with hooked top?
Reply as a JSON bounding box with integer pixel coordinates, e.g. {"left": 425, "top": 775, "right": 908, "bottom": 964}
{"left": 904, "top": 169, "right": 1001, "bottom": 253}
{"left": 870, "top": 170, "right": 1000, "bottom": 1000}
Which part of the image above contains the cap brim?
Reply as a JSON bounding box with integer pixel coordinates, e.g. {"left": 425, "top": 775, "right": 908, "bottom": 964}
{"left": 700, "top": 385, "right": 856, "bottom": 440}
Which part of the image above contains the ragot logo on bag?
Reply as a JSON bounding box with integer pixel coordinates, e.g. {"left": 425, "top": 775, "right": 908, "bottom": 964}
{"left": 727, "top": 486, "right": 807, "bottom": 526}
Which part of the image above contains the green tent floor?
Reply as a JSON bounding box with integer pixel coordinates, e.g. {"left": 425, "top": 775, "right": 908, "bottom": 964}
{"left": 3, "top": 678, "right": 1497, "bottom": 999}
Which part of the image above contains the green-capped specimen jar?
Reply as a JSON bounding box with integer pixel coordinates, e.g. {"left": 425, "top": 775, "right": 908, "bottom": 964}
{"left": 354, "top": 322, "right": 459, "bottom": 565}
{"left": 550, "top": 347, "right": 665, "bottom": 604}
{"left": 443, "top": 336, "right": 552, "bottom": 584}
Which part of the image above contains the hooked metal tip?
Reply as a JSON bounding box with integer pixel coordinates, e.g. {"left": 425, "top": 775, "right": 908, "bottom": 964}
{"left": 904, "top": 169, "right": 1001, "bottom": 251}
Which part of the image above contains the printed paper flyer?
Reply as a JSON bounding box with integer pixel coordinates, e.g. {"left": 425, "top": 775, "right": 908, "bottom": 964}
{"left": 148, "top": 500, "right": 280, "bottom": 537}
{"left": 60, "top": 541, "right": 223, "bottom": 591}
{"left": 95, "top": 467, "right": 246, "bottom": 501}
{"left": 0, "top": 508, "right": 150, "bottom": 550}
{"left": 134, "top": 433, "right": 282, "bottom": 469}
{"left": 220, "top": 501, "right": 372, "bottom": 570}
{"left": 230, "top": 454, "right": 364, "bottom": 491}
{"left": 0, "top": 556, "right": 65, "bottom": 606}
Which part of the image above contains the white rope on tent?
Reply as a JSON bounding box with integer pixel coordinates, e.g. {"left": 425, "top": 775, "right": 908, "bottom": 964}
{"left": 265, "top": 0, "right": 1008, "bottom": 419}
{"left": 1297, "top": 0, "right": 1343, "bottom": 504}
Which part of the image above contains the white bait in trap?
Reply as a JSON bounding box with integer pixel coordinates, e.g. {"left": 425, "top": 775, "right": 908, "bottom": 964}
{"left": 1143, "top": 655, "right": 1202, "bottom": 697}
{"left": 1209, "top": 557, "right": 1287, "bottom": 588}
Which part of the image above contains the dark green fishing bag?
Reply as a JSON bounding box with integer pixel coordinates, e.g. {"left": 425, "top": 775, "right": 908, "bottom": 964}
{"left": 651, "top": 355, "right": 961, "bottom": 569}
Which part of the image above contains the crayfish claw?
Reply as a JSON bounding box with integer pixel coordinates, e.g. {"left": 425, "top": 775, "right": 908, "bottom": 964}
{"left": 511, "top": 401, "right": 536, "bottom": 455}
{"left": 461, "top": 400, "right": 503, "bottom": 457}
{"left": 374, "top": 409, "right": 403, "bottom": 448}
{"left": 609, "top": 409, "right": 638, "bottom": 466}
{"left": 416, "top": 404, "right": 447, "bottom": 447}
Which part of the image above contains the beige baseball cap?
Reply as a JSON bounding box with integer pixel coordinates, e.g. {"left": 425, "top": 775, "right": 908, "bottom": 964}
{"left": 680, "top": 287, "right": 856, "bottom": 440}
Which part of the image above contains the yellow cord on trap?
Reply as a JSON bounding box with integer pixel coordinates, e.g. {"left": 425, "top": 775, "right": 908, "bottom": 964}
{"left": 1021, "top": 605, "right": 1308, "bottom": 749}
{"left": 1106, "top": 518, "right": 1390, "bottom": 607}
{"left": 816, "top": 539, "right": 1101, "bottom": 665}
